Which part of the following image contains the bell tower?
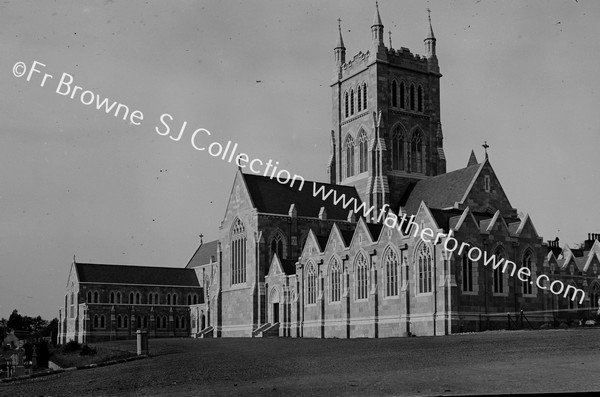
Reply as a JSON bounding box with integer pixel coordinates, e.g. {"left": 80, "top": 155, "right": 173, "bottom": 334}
{"left": 329, "top": 4, "right": 446, "bottom": 217}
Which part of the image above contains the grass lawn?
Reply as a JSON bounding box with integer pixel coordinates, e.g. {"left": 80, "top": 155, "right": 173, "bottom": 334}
{"left": 3, "top": 328, "right": 600, "bottom": 396}
{"left": 48, "top": 343, "right": 137, "bottom": 369}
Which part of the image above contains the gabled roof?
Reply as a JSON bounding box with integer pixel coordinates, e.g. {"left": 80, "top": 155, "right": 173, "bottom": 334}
{"left": 186, "top": 240, "right": 219, "bottom": 269}
{"left": 75, "top": 262, "right": 200, "bottom": 287}
{"left": 402, "top": 163, "right": 482, "bottom": 215}
{"left": 242, "top": 173, "right": 362, "bottom": 220}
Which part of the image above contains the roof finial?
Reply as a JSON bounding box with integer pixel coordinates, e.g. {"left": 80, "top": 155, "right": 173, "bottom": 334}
{"left": 388, "top": 30, "right": 392, "bottom": 48}
{"left": 73, "top": 254, "right": 76, "bottom": 263}
{"left": 199, "top": 233, "right": 204, "bottom": 245}
{"left": 426, "top": 8, "right": 435, "bottom": 39}
{"left": 482, "top": 141, "right": 490, "bottom": 160}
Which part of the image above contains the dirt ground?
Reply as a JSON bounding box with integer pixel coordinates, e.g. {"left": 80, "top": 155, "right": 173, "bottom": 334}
{"left": 3, "top": 328, "right": 600, "bottom": 396}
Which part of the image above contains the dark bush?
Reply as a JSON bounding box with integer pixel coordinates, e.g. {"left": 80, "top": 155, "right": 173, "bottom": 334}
{"left": 79, "top": 344, "right": 97, "bottom": 356}
{"left": 62, "top": 340, "right": 81, "bottom": 353}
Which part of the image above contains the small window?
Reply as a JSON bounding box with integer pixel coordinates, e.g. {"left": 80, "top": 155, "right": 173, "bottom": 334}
{"left": 484, "top": 175, "right": 491, "bottom": 192}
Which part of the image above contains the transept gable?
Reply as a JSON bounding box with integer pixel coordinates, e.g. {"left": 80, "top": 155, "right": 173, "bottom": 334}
{"left": 324, "top": 223, "right": 350, "bottom": 254}
{"left": 301, "top": 229, "right": 326, "bottom": 258}
{"left": 268, "top": 253, "right": 285, "bottom": 277}
{"left": 583, "top": 249, "right": 600, "bottom": 273}
{"left": 451, "top": 207, "right": 479, "bottom": 233}
{"left": 348, "top": 218, "right": 376, "bottom": 249}
{"left": 479, "top": 210, "right": 510, "bottom": 235}
{"left": 221, "top": 170, "right": 256, "bottom": 229}
{"left": 509, "top": 214, "right": 540, "bottom": 239}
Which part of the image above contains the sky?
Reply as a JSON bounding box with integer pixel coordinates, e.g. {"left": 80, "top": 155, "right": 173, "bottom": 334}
{"left": 1, "top": 0, "right": 599, "bottom": 321}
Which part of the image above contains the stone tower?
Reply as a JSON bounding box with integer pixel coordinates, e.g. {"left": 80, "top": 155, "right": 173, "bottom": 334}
{"left": 329, "top": 3, "right": 446, "bottom": 218}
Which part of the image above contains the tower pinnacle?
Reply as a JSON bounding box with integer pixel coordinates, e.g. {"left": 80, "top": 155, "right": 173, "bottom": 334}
{"left": 371, "top": 1, "right": 384, "bottom": 48}
{"left": 424, "top": 8, "right": 437, "bottom": 58}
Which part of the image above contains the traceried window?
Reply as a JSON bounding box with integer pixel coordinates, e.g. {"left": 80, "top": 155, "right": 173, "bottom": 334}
{"left": 410, "top": 84, "right": 415, "bottom": 111}
{"left": 231, "top": 218, "right": 247, "bottom": 285}
{"left": 306, "top": 262, "right": 317, "bottom": 305}
{"left": 344, "top": 134, "right": 355, "bottom": 178}
{"left": 357, "top": 84, "right": 362, "bottom": 112}
{"left": 330, "top": 258, "right": 342, "bottom": 303}
{"left": 391, "top": 127, "right": 405, "bottom": 171}
{"left": 418, "top": 244, "right": 432, "bottom": 294}
{"left": 358, "top": 130, "right": 368, "bottom": 173}
{"left": 400, "top": 82, "right": 405, "bottom": 108}
{"left": 493, "top": 250, "right": 504, "bottom": 293}
{"left": 355, "top": 253, "right": 369, "bottom": 300}
{"left": 270, "top": 231, "right": 285, "bottom": 260}
{"left": 417, "top": 85, "right": 423, "bottom": 112}
{"left": 410, "top": 130, "right": 424, "bottom": 173}
{"left": 522, "top": 251, "right": 533, "bottom": 295}
{"left": 384, "top": 248, "right": 399, "bottom": 297}
{"left": 462, "top": 254, "right": 473, "bottom": 292}
{"left": 391, "top": 80, "right": 398, "bottom": 107}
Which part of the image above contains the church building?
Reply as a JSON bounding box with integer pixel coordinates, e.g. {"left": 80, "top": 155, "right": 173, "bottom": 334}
{"left": 59, "top": 5, "right": 597, "bottom": 342}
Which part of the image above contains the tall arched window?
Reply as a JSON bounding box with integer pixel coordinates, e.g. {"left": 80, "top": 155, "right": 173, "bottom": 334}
{"left": 193, "top": 294, "right": 198, "bottom": 305}
{"left": 110, "top": 292, "right": 115, "bottom": 304}
{"left": 124, "top": 315, "right": 128, "bottom": 328}
{"left": 270, "top": 231, "right": 285, "bottom": 260}
{"left": 148, "top": 293, "right": 154, "bottom": 305}
{"left": 344, "top": 134, "right": 355, "bottom": 178}
{"left": 116, "top": 292, "right": 121, "bottom": 304}
{"left": 522, "top": 251, "right": 533, "bottom": 295}
{"left": 410, "top": 130, "right": 424, "bottom": 173}
{"left": 355, "top": 253, "right": 369, "bottom": 300}
{"left": 173, "top": 294, "right": 177, "bottom": 305}
{"left": 129, "top": 292, "right": 134, "bottom": 304}
{"left": 187, "top": 294, "right": 192, "bottom": 305}
{"left": 100, "top": 315, "right": 105, "bottom": 328}
{"left": 357, "top": 84, "right": 362, "bottom": 112}
{"left": 391, "top": 127, "right": 405, "bottom": 171}
{"left": 462, "top": 254, "right": 473, "bottom": 292}
{"left": 231, "top": 218, "right": 247, "bottom": 285}
{"left": 143, "top": 316, "right": 148, "bottom": 328}
{"left": 117, "top": 315, "right": 122, "bottom": 328}
{"left": 493, "top": 249, "right": 504, "bottom": 293}
{"left": 330, "top": 258, "right": 341, "bottom": 303}
{"left": 93, "top": 291, "right": 99, "bottom": 303}
{"left": 136, "top": 292, "right": 141, "bottom": 304}
{"left": 162, "top": 316, "right": 167, "bottom": 329}
{"left": 417, "top": 85, "right": 423, "bottom": 112}
{"left": 350, "top": 89, "right": 355, "bottom": 115}
{"left": 175, "top": 317, "right": 180, "bottom": 329}
{"left": 167, "top": 294, "right": 171, "bottom": 305}
{"left": 391, "top": 80, "right": 397, "bottom": 107}
{"left": 306, "top": 262, "right": 317, "bottom": 305}
{"left": 344, "top": 91, "right": 349, "bottom": 118}
{"left": 399, "top": 82, "right": 405, "bottom": 108}
{"left": 154, "top": 293, "right": 159, "bottom": 304}
{"left": 384, "top": 248, "right": 399, "bottom": 297}
{"left": 358, "top": 130, "right": 368, "bottom": 173}
{"left": 590, "top": 282, "right": 600, "bottom": 309}
{"left": 362, "top": 83, "right": 367, "bottom": 109}
{"left": 418, "top": 244, "right": 432, "bottom": 293}
{"left": 93, "top": 315, "right": 99, "bottom": 328}
{"left": 410, "top": 84, "right": 415, "bottom": 111}
{"left": 87, "top": 291, "right": 92, "bottom": 303}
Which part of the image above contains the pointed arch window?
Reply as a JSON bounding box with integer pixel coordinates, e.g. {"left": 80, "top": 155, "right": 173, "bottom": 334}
{"left": 417, "top": 85, "right": 423, "bottom": 112}
{"left": 363, "top": 83, "right": 367, "bottom": 110}
{"left": 462, "top": 254, "right": 473, "bottom": 292}
{"left": 231, "top": 218, "right": 247, "bottom": 285}
{"left": 358, "top": 130, "right": 368, "bottom": 173}
{"left": 400, "top": 82, "right": 405, "bottom": 108}
{"left": 522, "top": 251, "right": 533, "bottom": 295}
{"left": 410, "top": 130, "right": 424, "bottom": 173}
{"left": 93, "top": 315, "right": 99, "bottom": 328}
{"left": 110, "top": 292, "right": 115, "bottom": 304}
{"left": 344, "top": 134, "right": 355, "bottom": 178}
{"left": 136, "top": 292, "right": 141, "bottom": 304}
{"left": 355, "top": 253, "right": 369, "bottom": 300}
{"left": 410, "top": 84, "right": 415, "bottom": 111}
{"left": 87, "top": 291, "right": 92, "bottom": 303}
{"left": 391, "top": 81, "right": 398, "bottom": 107}
{"left": 100, "top": 315, "right": 105, "bottom": 328}
{"left": 116, "top": 292, "right": 121, "bottom": 304}
{"left": 306, "top": 262, "right": 317, "bottom": 305}
{"left": 93, "top": 291, "right": 99, "bottom": 303}
{"left": 391, "top": 127, "right": 405, "bottom": 171}
{"left": 357, "top": 85, "right": 362, "bottom": 112}
{"left": 270, "top": 231, "right": 285, "bottom": 261}
{"left": 350, "top": 89, "right": 355, "bottom": 115}
{"left": 117, "top": 315, "right": 122, "bottom": 328}
{"left": 330, "top": 258, "right": 341, "bottom": 303}
{"left": 418, "top": 244, "right": 432, "bottom": 294}
{"left": 344, "top": 91, "right": 349, "bottom": 118}
{"left": 123, "top": 315, "right": 128, "bottom": 328}
{"left": 493, "top": 250, "right": 504, "bottom": 293}
{"left": 384, "top": 248, "right": 399, "bottom": 297}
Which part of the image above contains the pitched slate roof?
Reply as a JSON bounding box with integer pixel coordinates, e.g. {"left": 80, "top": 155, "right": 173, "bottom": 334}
{"left": 75, "top": 262, "right": 200, "bottom": 287}
{"left": 280, "top": 259, "right": 297, "bottom": 275}
{"left": 186, "top": 240, "right": 219, "bottom": 269}
{"left": 242, "top": 173, "right": 362, "bottom": 220}
{"left": 401, "top": 163, "right": 482, "bottom": 215}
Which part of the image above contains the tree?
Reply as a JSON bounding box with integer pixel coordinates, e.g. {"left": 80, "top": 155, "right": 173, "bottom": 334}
{"left": 7, "top": 309, "right": 23, "bottom": 331}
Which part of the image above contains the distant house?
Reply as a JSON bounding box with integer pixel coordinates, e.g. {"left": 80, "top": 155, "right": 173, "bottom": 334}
{"left": 2, "top": 332, "right": 19, "bottom": 349}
